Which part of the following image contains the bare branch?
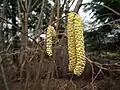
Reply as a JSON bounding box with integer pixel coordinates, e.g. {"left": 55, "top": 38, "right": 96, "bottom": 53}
{"left": 49, "top": 0, "right": 58, "bottom": 24}
{"left": 56, "top": 0, "right": 60, "bottom": 31}
{"left": 69, "top": 0, "right": 76, "bottom": 9}
{"left": 0, "top": 16, "right": 19, "bottom": 29}
{"left": 25, "top": 0, "right": 28, "bottom": 11}
{"left": 19, "top": 0, "right": 25, "bottom": 11}
{"left": 62, "top": 0, "right": 66, "bottom": 8}
{"left": 31, "top": 2, "right": 42, "bottom": 12}
{"left": 27, "top": 0, "right": 32, "bottom": 12}
{"left": 81, "top": 2, "right": 120, "bottom": 17}
{"left": 35, "top": 0, "right": 46, "bottom": 34}
{"left": 0, "top": 61, "right": 9, "bottom": 90}
{"left": 31, "top": 0, "right": 39, "bottom": 10}
{"left": 86, "top": 19, "right": 120, "bottom": 31}
{"left": 0, "top": 16, "right": 41, "bottom": 48}
{"left": 74, "top": 0, "right": 83, "bottom": 13}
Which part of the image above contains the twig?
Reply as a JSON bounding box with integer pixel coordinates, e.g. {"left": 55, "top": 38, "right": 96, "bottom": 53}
{"left": 49, "top": 0, "right": 58, "bottom": 24}
{"left": 0, "top": 56, "right": 9, "bottom": 90}
{"left": 27, "top": 0, "right": 32, "bottom": 12}
{"left": 88, "top": 59, "right": 95, "bottom": 81}
{"left": 0, "top": 16, "right": 19, "bottom": 29}
{"left": 19, "top": 0, "right": 25, "bottom": 11}
{"left": 74, "top": 0, "right": 83, "bottom": 13}
{"left": 61, "top": 0, "right": 67, "bottom": 9}
{"left": 0, "top": 15, "right": 41, "bottom": 48}
{"left": 86, "top": 19, "right": 120, "bottom": 31}
{"left": 91, "top": 66, "right": 102, "bottom": 83}
{"left": 81, "top": 2, "right": 120, "bottom": 17}
{"left": 31, "top": 0, "right": 39, "bottom": 10}
{"left": 69, "top": 0, "right": 76, "bottom": 9}
{"left": 35, "top": 0, "right": 46, "bottom": 34}
{"left": 56, "top": 0, "right": 60, "bottom": 31}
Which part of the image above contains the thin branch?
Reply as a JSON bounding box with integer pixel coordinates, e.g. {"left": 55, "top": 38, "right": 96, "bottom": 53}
{"left": 91, "top": 67, "right": 102, "bottom": 83}
{"left": 0, "top": 16, "right": 19, "bottom": 29}
{"left": 81, "top": 2, "right": 120, "bottom": 17}
{"left": 19, "top": 0, "right": 25, "bottom": 11}
{"left": 0, "top": 16, "right": 41, "bottom": 48}
{"left": 0, "top": 57, "right": 9, "bottom": 90}
{"left": 65, "top": 0, "right": 71, "bottom": 11}
{"left": 34, "top": 15, "right": 67, "bottom": 40}
{"left": 61, "top": 0, "right": 66, "bottom": 9}
{"left": 69, "top": 0, "right": 76, "bottom": 9}
{"left": 1, "top": 1, "right": 119, "bottom": 52}
{"left": 31, "top": 0, "right": 39, "bottom": 10}
{"left": 86, "top": 19, "right": 120, "bottom": 31}
{"left": 27, "top": 0, "right": 32, "bottom": 12}
{"left": 56, "top": 0, "right": 60, "bottom": 31}
{"left": 49, "top": 0, "right": 58, "bottom": 24}
{"left": 74, "top": 0, "right": 83, "bottom": 13}
{"left": 25, "top": 0, "right": 28, "bottom": 11}
{"left": 17, "top": 0, "right": 22, "bottom": 25}
{"left": 31, "top": 2, "right": 42, "bottom": 12}
{"left": 100, "top": 4, "right": 120, "bottom": 16}
{"left": 35, "top": 0, "right": 46, "bottom": 34}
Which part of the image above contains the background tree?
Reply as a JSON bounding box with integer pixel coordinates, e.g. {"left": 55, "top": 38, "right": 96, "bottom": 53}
{"left": 84, "top": 0, "right": 120, "bottom": 53}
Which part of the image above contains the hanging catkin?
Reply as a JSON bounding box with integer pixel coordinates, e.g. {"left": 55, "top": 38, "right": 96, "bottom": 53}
{"left": 67, "top": 13, "right": 77, "bottom": 72}
{"left": 46, "top": 25, "right": 56, "bottom": 56}
{"left": 67, "top": 12, "right": 86, "bottom": 76}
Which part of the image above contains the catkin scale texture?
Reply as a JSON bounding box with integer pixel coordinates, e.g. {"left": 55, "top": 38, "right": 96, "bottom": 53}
{"left": 67, "top": 12, "right": 86, "bottom": 76}
{"left": 46, "top": 25, "right": 56, "bottom": 56}
{"left": 73, "top": 14, "right": 86, "bottom": 76}
{"left": 67, "top": 13, "right": 77, "bottom": 72}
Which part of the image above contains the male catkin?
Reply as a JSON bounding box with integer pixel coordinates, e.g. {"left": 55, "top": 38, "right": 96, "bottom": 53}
{"left": 67, "top": 13, "right": 77, "bottom": 72}
{"left": 46, "top": 25, "right": 56, "bottom": 56}
{"left": 67, "top": 12, "right": 86, "bottom": 76}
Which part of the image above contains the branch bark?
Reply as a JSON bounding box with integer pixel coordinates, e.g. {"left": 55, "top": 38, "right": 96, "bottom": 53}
{"left": 35, "top": 0, "right": 46, "bottom": 35}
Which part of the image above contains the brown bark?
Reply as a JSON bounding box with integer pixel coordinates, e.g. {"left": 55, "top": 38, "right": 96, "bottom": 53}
{"left": 19, "top": 1, "right": 29, "bottom": 86}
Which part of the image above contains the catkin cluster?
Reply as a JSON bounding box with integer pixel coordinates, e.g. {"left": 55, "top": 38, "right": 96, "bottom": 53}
{"left": 46, "top": 25, "right": 56, "bottom": 56}
{"left": 67, "top": 12, "right": 86, "bottom": 76}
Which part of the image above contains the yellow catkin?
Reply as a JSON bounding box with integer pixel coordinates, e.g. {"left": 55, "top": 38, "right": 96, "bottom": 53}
{"left": 46, "top": 25, "right": 56, "bottom": 56}
{"left": 67, "top": 12, "right": 86, "bottom": 76}
{"left": 73, "top": 13, "right": 86, "bottom": 76}
{"left": 67, "top": 13, "right": 77, "bottom": 72}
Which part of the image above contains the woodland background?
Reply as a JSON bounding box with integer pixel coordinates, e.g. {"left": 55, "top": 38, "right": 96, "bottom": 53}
{"left": 0, "top": 0, "right": 120, "bottom": 90}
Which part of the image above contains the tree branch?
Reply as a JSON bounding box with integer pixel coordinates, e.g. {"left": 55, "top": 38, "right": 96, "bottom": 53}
{"left": 27, "top": 0, "right": 32, "bottom": 12}
{"left": 74, "top": 0, "right": 83, "bottom": 13}
{"left": 49, "top": 0, "right": 58, "bottom": 24}
{"left": 35, "top": 0, "right": 46, "bottom": 34}
{"left": 81, "top": 2, "right": 120, "bottom": 17}
{"left": 0, "top": 58, "right": 9, "bottom": 90}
